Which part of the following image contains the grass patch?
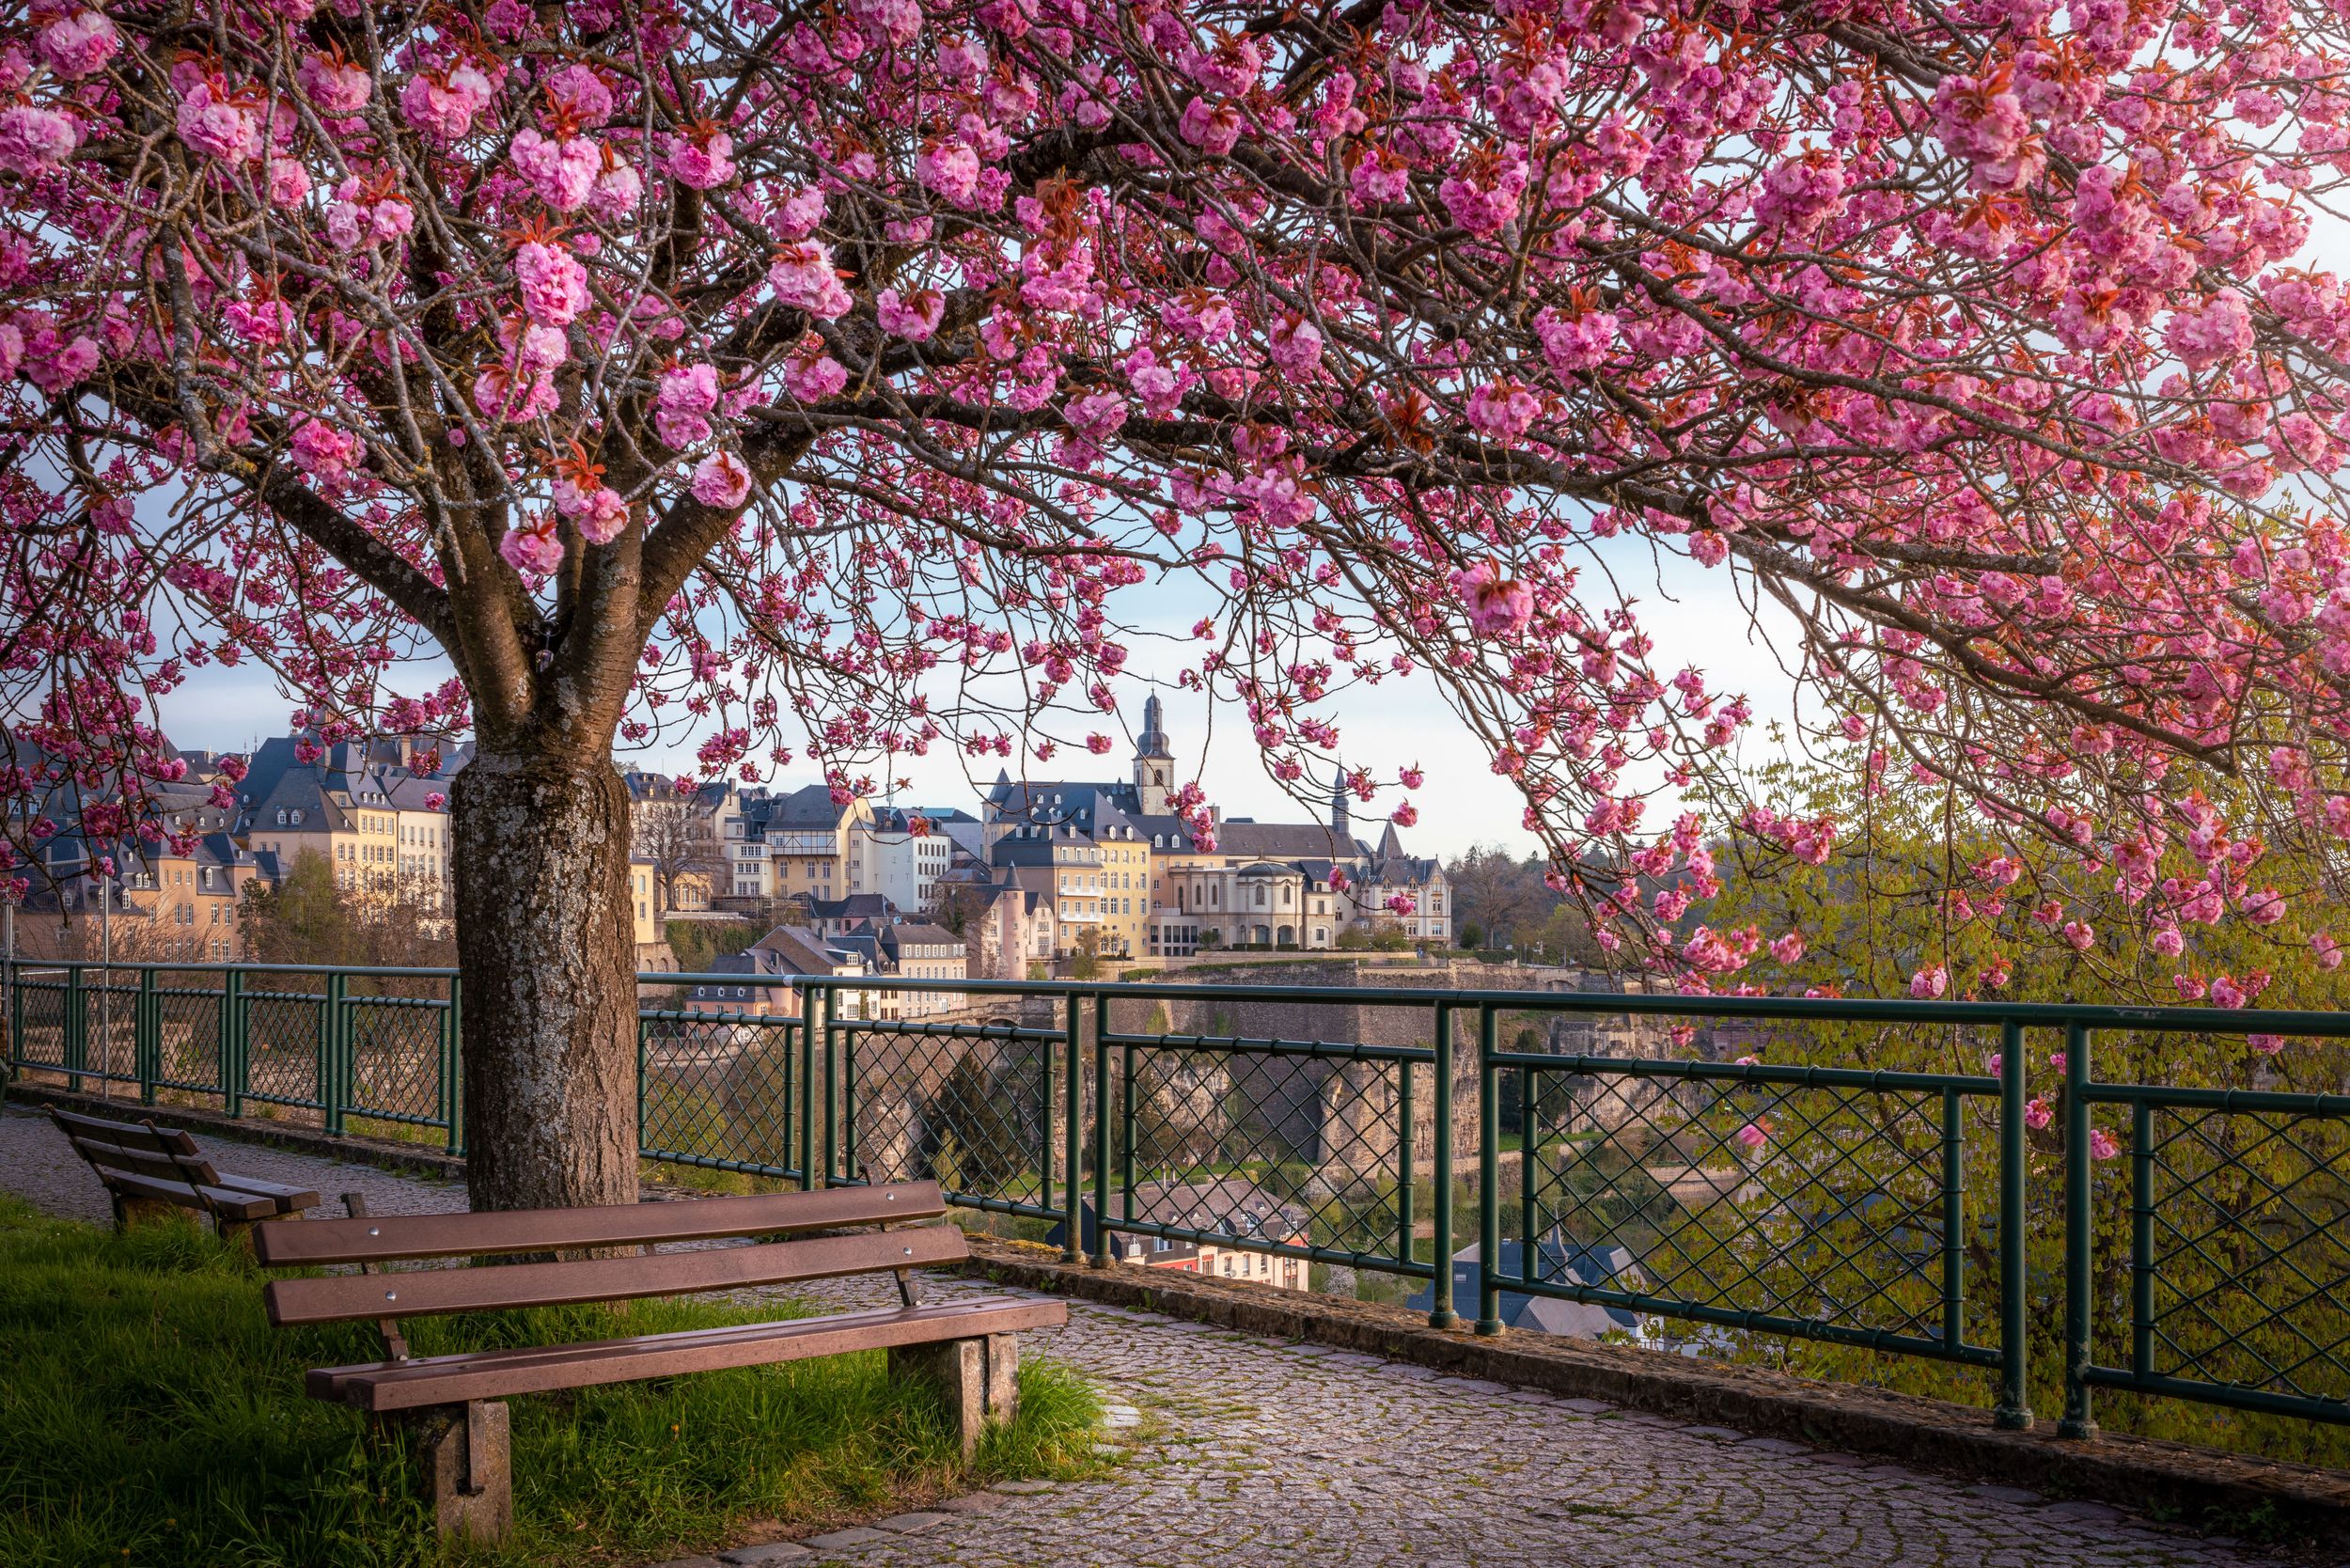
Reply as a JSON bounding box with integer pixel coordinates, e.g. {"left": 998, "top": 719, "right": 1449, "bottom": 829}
{"left": 0, "top": 1197, "right": 1100, "bottom": 1568}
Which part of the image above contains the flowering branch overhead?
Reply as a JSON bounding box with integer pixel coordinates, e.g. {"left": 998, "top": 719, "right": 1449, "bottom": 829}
{"left": 3, "top": 0, "right": 2349, "bottom": 988}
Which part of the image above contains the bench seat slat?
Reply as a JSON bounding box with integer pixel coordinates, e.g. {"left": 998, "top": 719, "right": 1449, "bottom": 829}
{"left": 265, "top": 1225, "right": 971, "bottom": 1326}
{"left": 210, "top": 1174, "right": 323, "bottom": 1204}
{"left": 306, "top": 1297, "right": 1066, "bottom": 1411}
{"left": 102, "top": 1168, "right": 281, "bottom": 1222}
{"left": 253, "top": 1182, "right": 947, "bottom": 1266}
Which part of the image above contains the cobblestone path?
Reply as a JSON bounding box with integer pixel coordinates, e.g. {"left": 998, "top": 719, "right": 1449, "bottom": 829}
{"left": 0, "top": 1106, "right": 2298, "bottom": 1568}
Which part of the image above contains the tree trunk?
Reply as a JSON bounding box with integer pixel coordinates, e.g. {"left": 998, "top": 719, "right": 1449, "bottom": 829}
{"left": 451, "top": 750, "right": 639, "bottom": 1212}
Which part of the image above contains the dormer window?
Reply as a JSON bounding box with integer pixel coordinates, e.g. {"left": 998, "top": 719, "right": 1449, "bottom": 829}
{"left": 275, "top": 808, "right": 288, "bottom": 824}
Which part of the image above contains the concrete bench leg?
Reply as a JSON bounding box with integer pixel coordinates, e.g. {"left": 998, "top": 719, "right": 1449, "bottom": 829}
{"left": 389, "top": 1400, "right": 512, "bottom": 1543}
{"left": 890, "top": 1333, "right": 1019, "bottom": 1460}
{"left": 218, "top": 1209, "right": 303, "bottom": 1251}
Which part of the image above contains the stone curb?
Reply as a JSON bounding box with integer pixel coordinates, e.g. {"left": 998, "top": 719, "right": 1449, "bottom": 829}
{"left": 1, "top": 1081, "right": 469, "bottom": 1181}
{"left": 959, "top": 1236, "right": 2350, "bottom": 1551}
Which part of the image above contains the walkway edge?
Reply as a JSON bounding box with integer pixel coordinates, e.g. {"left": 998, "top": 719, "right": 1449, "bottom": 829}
{"left": 3, "top": 1083, "right": 467, "bottom": 1181}
{"left": 961, "top": 1237, "right": 2350, "bottom": 1551}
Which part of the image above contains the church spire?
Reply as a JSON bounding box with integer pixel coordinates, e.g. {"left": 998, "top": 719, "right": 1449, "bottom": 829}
{"left": 1330, "top": 766, "right": 1350, "bottom": 838}
{"left": 1134, "top": 693, "right": 1176, "bottom": 815}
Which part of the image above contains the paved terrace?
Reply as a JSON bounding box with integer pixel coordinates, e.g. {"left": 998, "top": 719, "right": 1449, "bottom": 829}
{"left": 0, "top": 1105, "right": 2308, "bottom": 1568}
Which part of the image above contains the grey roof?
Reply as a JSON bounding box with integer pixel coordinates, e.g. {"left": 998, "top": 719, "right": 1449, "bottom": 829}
{"left": 744, "top": 783, "right": 854, "bottom": 832}
{"left": 1214, "top": 821, "right": 1365, "bottom": 860}
{"left": 1405, "top": 1240, "right": 1645, "bottom": 1337}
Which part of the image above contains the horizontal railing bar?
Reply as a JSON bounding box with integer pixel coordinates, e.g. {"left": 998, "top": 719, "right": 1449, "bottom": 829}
{"left": 640, "top": 1148, "right": 803, "bottom": 1181}
{"left": 831, "top": 1020, "right": 1065, "bottom": 1043}
{"left": 2081, "top": 1366, "right": 2350, "bottom": 1423}
{"left": 1102, "top": 1031, "right": 1432, "bottom": 1064}
{"left": 2078, "top": 1082, "right": 2350, "bottom": 1116}
{"left": 1515, "top": 1278, "right": 2003, "bottom": 1367}
{"left": 1500, "top": 1053, "right": 2000, "bottom": 1095}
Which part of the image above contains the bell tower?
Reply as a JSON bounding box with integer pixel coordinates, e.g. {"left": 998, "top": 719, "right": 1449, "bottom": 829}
{"left": 1133, "top": 693, "right": 1175, "bottom": 816}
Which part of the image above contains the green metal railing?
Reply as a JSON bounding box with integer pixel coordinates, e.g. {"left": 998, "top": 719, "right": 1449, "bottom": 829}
{"left": 6, "top": 963, "right": 2348, "bottom": 1435}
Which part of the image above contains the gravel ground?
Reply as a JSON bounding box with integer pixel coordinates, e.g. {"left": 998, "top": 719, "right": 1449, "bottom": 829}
{"left": 0, "top": 1105, "right": 2313, "bottom": 1568}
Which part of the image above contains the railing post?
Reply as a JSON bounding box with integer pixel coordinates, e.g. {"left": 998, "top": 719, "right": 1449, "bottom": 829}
{"left": 1994, "top": 1018, "right": 2032, "bottom": 1430}
{"left": 796, "top": 982, "right": 820, "bottom": 1190}
{"left": 444, "top": 974, "right": 462, "bottom": 1155}
{"left": 136, "top": 966, "right": 158, "bottom": 1105}
{"left": 64, "top": 963, "right": 86, "bottom": 1093}
{"left": 1062, "top": 991, "right": 1083, "bottom": 1263}
{"left": 1475, "top": 1002, "right": 1503, "bottom": 1336}
{"left": 2131, "top": 1098, "right": 2153, "bottom": 1382}
{"left": 1429, "top": 1003, "right": 1457, "bottom": 1329}
{"left": 322, "top": 971, "right": 347, "bottom": 1136}
{"left": 1120, "top": 1028, "right": 1137, "bottom": 1232}
{"left": 1397, "top": 1028, "right": 1416, "bottom": 1287}
{"left": 1091, "top": 991, "right": 1112, "bottom": 1267}
{"left": 221, "top": 967, "right": 245, "bottom": 1118}
{"left": 2060, "top": 1021, "right": 2097, "bottom": 1438}
{"left": 822, "top": 989, "right": 839, "bottom": 1186}
{"left": 1941, "top": 1085, "right": 1963, "bottom": 1356}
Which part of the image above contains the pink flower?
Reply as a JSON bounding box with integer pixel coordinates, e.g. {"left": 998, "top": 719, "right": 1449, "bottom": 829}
{"left": 1532, "top": 305, "right": 1616, "bottom": 374}
{"left": 2248, "top": 1033, "right": 2286, "bottom": 1056}
{"left": 1399, "top": 764, "right": 1426, "bottom": 790}
{"left": 423, "top": 792, "right": 447, "bottom": 811}
{"left": 1465, "top": 379, "right": 1541, "bottom": 440}
{"left": 1734, "top": 1120, "right": 1770, "bottom": 1151}
{"left": 511, "top": 129, "right": 602, "bottom": 212}
{"left": 783, "top": 344, "right": 847, "bottom": 400}
{"left": 654, "top": 362, "right": 720, "bottom": 448}
{"left": 298, "top": 53, "right": 371, "bottom": 115}
{"left": 2024, "top": 1098, "right": 2054, "bottom": 1131}
{"left": 38, "top": 9, "right": 119, "bottom": 78}
{"left": 2150, "top": 925, "right": 2185, "bottom": 958}
{"left": 1769, "top": 932, "right": 1807, "bottom": 964}
{"left": 877, "top": 287, "right": 946, "bottom": 340}
{"left": 1178, "top": 97, "right": 1245, "bottom": 155}
{"left": 1065, "top": 390, "right": 1127, "bottom": 447}
{"left": 514, "top": 240, "right": 589, "bottom": 326}
{"left": 178, "top": 80, "right": 260, "bottom": 162}
{"left": 1437, "top": 154, "right": 1528, "bottom": 235}
{"left": 1450, "top": 560, "right": 1535, "bottom": 637}
{"left": 667, "top": 127, "right": 735, "bottom": 190}
{"left": 399, "top": 64, "right": 494, "bottom": 142}
{"left": 1086, "top": 732, "right": 1115, "bottom": 755}
{"left": 588, "top": 155, "right": 643, "bottom": 225}
{"left": 541, "top": 65, "right": 614, "bottom": 128}
{"left": 916, "top": 140, "right": 984, "bottom": 208}
{"left": 767, "top": 242, "right": 852, "bottom": 319}
{"left": 2166, "top": 294, "right": 2255, "bottom": 372}
{"left": 0, "top": 105, "right": 79, "bottom": 177}
{"left": 1391, "top": 802, "right": 1418, "bottom": 828}
{"left": 690, "top": 451, "right": 752, "bottom": 509}
{"left": 265, "top": 157, "right": 310, "bottom": 207}
{"left": 2088, "top": 1128, "right": 2121, "bottom": 1161}
{"left": 2209, "top": 974, "right": 2247, "bottom": 1009}
{"left": 1909, "top": 964, "right": 1949, "bottom": 999}
{"left": 2060, "top": 919, "right": 2095, "bottom": 951}
{"left": 499, "top": 515, "right": 564, "bottom": 575}
{"left": 1268, "top": 314, "right": 1322, "bottom": 374}
{"left": 2313, "top": 933, "right": 2343, "bottom": 971}
{"left": 2241, "top": 886, "right": 2287, "bottom": 925}
{"left": 290, "top": 418, "right": 358, "bottom": 488}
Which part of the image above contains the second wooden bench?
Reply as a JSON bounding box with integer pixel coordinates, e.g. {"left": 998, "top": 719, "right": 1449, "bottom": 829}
{"left": 254, "top": 1181, "right": 1063, "bottom": 1542}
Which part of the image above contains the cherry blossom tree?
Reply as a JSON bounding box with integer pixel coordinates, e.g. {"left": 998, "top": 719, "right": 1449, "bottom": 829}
{"left": 7, "top": 0, "right": 2350, "bottom": 1208}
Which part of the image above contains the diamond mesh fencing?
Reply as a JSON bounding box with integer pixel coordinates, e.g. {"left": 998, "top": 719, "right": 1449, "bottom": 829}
{"left": 344, "top": 990, "right": 451, "bottom": 1132}
{"left": 1104, "top": 1038, "right": 1424, "bottom": 1278}
{"left": 2128, "top": 1098, "right": 2350, "bottom": 1409}
{"left": 1519, "top": 1061, "right": 1992, "bottom": 1358}
{"left": 243, "top": 985, "right": 327, "bottom": 1117}
{"left": 7, "top": 973, "right": 70, "bottom": 1079}
{"left": 841, "top": 1022, "right": 1058, "bottom": 1214}
{"left": 638, "top": 1007, "right": 805, "bottom": 1179}
{"left": 151, "top": 972, "right": 226, "bottom": 1098}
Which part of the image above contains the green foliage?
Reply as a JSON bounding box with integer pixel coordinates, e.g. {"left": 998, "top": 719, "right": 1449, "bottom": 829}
{"left": 239, "top": 851, "right": 455, "bottom": 969}
{"left": 664, "top": 919, "right": 759, "bottom": 977}
{"left": 1632, "top": 751, "right": 2350, "bottom": 1466}
{"left": 0, "top": 1199, "right": 1101, "bottom": 1568}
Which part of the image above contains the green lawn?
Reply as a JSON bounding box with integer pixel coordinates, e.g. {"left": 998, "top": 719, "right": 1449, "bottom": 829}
{"left": 0, "top": 1197, "right": 1100, "bottom": 1568}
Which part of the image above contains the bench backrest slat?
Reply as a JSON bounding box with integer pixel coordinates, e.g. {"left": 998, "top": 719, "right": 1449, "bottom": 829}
{"left": 263, "top": 1224, "right": 970, "bottom": 1325}
{"left": 49, "top": 1108, "right": 220, "bottom": 1188}
{"left": 252, "top": 1182, "right": 946, "bottom": 1266}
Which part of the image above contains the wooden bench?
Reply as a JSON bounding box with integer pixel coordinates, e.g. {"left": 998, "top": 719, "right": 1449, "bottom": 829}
{"left": 49, "top": 1106, "right": 321, "bottom": 1237}
{"left": 254, "top": 1181, "right": 1065, "bottom": 1542}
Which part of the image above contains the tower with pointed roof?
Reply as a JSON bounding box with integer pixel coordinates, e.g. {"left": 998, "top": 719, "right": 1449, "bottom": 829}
{"left": 1329, "top": 767, "right": 1351, "bottom": 839}
{"left": 1133, "top": 693, "right": 1176, "bottom": 815}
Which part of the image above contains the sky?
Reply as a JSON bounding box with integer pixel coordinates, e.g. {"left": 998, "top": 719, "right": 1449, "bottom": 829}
{"left": 150, "top": 536, "right": 1809, "bottom": 865}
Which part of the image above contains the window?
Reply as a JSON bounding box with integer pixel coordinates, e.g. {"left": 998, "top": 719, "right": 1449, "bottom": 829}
{"left": 275, "top": 808, "right": 287, "bottom": 824}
